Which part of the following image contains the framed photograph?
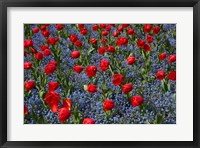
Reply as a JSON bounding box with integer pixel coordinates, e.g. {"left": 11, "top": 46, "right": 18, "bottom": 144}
{"left": 0, "top": 0, "right": 200, "bottom": 148}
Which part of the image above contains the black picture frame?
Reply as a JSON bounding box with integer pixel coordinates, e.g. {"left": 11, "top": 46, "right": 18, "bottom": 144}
{"left": 0, "top": 0, "right": 200, "bottom": 147}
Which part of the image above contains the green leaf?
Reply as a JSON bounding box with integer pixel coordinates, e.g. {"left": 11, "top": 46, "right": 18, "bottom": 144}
{"left": 83, "top": 85, "right": 87, "bottom": 91}
{"left": 109, "top": 66, "right": 114, "bottom": 75}
{"left": 156, "top": 114, "right": 163, "bottom": 124}
{"left": 141, "top": 50, "right": 146, "bottom": 60}
{"left": 129, "top": 52, "right": 133, "bottom": 56}
{"left": 167, "top": 83, "right": 170, "bottom": 91}
{"left": 37, "top": 114, "right": 45, "bottom": 124}
{"left": 161, "top": 80, "right": 169, "bottom": 93}
{"left": 139, "top": 103, "right": 148, "bottom": 111}
{"left": 102, "top": 82, "right": 106, "bottom": 91}
{"left": 141, "top": 68, "right": 146, "bottom": 74}
{"left": 39, "top": 90, "right": 44, "bottom": 99}
{"left": 150, "top": 76, "right": 155, "bottom": 80}
{"left": 152, "top": 106, "right": 157, "bottom": 115}
{"left": 160, "top": 48, "right": 164, "bottom": 54}
{"left": 88, "top": 48, "right": 95, "bottom": 54}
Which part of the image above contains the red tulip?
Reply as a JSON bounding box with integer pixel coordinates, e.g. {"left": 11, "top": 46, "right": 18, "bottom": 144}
{"left": 168, "top": 54, "right": 176, "bottom": 63}
{"left": 122, "top": 24, "right": 129, "bottom": 28}
{"left": 144, "top": 24, "right": 152, "bottom": 33}
{"left": 40, "top": 25, "right": 46, "bottom": 31}
{"left": 85, "top": 66, "right": 97, "bottom": 78}
{"left": 24, "top": 105, "right": 28, "bottom": 115}
{"left": 25, "top": 80, "right": 35, "bottom": 91}
{"left": 146, "top": 35, "right": 153, "bottom": 43}
{"left": 106, "top": 25, "right": 111, "bottom": 31}
{"left": 127, "top": 28, "right": 135, "bottom": 35}
{"left": 100, "top": 24, "right": 106, "bottom": 28}
{"left": 131, "top": 96, "right": 143, "bottom": 107}
{"left": 55, "top": 37, "right": 59, "bottom": 42}
{"left": 40, "top": 45, "right": 49, "bottom": 51}
{"left": 32, "top": 27, "right": 39, "bottom": 34}
{"left": 45, "top": 62, "right": 57, "bottom": 75}
{"left": 92, "top": 24, "right": 99, "bottom": 31}
{"left": 98, "top": 47, "right": 106, "bottom": 55}
{"left": 83, "top": 118, "right": 95, "bottom": 124}
{"left": 71, "top": 50, "right": 80, "bottom": 59}
{"left": 24, "top": 39, "right": 33, "bottom": 48}
{"left": 58, "top": 107, "right": 71, "bottom": 123}
{"left": 107, "top": 46, "right": 116, "bottom": 53}
{"left": 24, "top": 62, "right": 32, "bottom": 69}
{"left": 35, "top": 52, "right": 43, "bottom": 60}
{"left": 87, "top": 84, "right": 97, "bottom": 94}
{"left": 126, "top": 56, "right": 136, "bottom": 65}
{"left": 80, "top": 28, "right": 87, "bottom": 35}
{"left": 112, "top": 74, "right": 124, "bottom": 86}
{"left": 100, "top": 59, "right": 110, "bottom": 71}
{"left": 118, "top": 26, "right": 123, "bottom": 32}
{"left": 74, "top": 65, "right": 83, "bottom": 73}
{"left": 47, "top": 38, "right": 56, "bottom": 46}
{"left": 78, "top": 24, "right": 85, "bottom": 28}
{"left": 63, "top": 98, "right": 71, "bottom": 111}
{"left": 44, "top": 49, "right": 51, "bottom": 56}
{"left": 42, "top": 30, "right": 50, "bottom": 37}
{"left": 144, "top": 44, "right": 150, "bottom": 52}
{"left": 30, "top": 47, "right": 36, "bottom": 53}
{"left": 122, "top": 83, "right": 133, "bottom": 94}
{"left": 56, "top": 24, "right": 63, "bottom": 30}
{"left": 101, "top": 38, "right": 108, "bottom": 44}
{"left": 153, "top": 26, "right": 160, "bottom": 34}
{"left": 45, "top": 91, "right": 60, "bottom": 113}
{"left": 24, "top": 51, "right": 27, "bottom": 57}
{"left": 102, "top": 31, "right": 108, "bottom": 36}
{"left": 103, "top": 100, "right": 114, "bottom": 111}
{"left": 75, "top": 40, "right": 82, "bottom": 47}
{"left": 48, "top": 61, "right": 57, "bottom": 67}
{"left": 116, "top": 37, "right": 128, "bottom": 46}
{"left": 156, "top": 70, "right": 165, "bottom": 80}
{"left": 70, "top": 34, "right": 78, "bottom": 43}
{"left": 113, "top": 31, "right": 119, "bottom": 37}
{"left": 167, "top": 71, "right": 176, "bottom": 81}
{"left": 48, "top": 82, "right": 59, "bottom": 91}
{"left": 159, "top": 53, "right": 166, "bottom": 61}
{"left": 137, "top": 39, "right": 145, "bottom": 48}
{"left": 90, "top": 38, "right": 97, "bottom": 45}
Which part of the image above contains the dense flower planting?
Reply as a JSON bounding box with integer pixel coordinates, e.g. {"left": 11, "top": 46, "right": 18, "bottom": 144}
{"left": 24, "top": 24, "right": 176, "bottom": 124}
